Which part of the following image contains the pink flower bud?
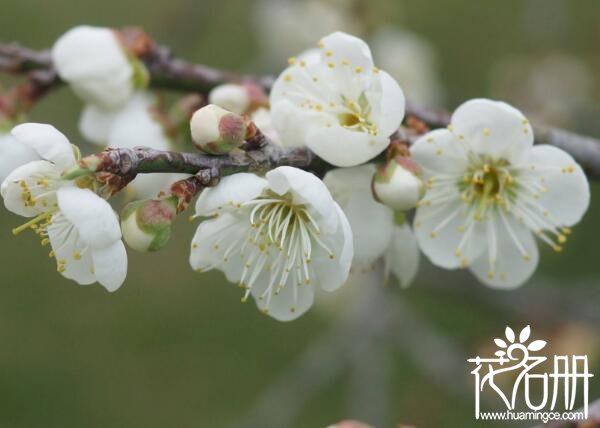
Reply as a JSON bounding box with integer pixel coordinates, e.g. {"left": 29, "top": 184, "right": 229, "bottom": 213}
{"left": 190, "top": 104, "right": 248, "bottom": 154}
{"left": 121, "top": 198, "right": 177, "bottom": 252}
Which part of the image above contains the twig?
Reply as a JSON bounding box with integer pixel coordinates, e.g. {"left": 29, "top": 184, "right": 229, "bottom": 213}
{"left": 1, "top": 34, "right": 600, "bottom": 178}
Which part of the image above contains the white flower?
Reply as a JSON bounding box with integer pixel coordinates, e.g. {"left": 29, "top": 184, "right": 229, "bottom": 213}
{"left": 270, "top": 32, "right": 405, "bottom": 167}
{"left": 1, "top": 124, "right": 127, "bottom": 291}
{"left": 371, "top": 27, "right": 444, "bottom": 107}
{"left": 189, "top": 166, "right": 353, "bottom": 321}
{"left": 105, "top": 92, "right": 189, "bottom": 199}
{"left": 0, "top": 123, "right": 77, "bottom": 216}
{"left": 411, "top": 98, "right": 590, "bottom": 288}
{"left": 208, "top": 84, "right": 251, "bottom": 115}
{"left": 324, "top": 164, "right": 419, "bottom": 288}
{"left": 52, "top": 25, "right": 135, "bottom": 110}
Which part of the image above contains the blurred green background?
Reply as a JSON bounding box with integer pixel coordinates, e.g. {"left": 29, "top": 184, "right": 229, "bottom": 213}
{"left": 0, "top": 0, "right": 599, "bottom": 427}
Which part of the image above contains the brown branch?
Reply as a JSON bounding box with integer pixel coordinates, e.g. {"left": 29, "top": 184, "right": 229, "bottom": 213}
{"left": 1, "top": 32, "right": 600, "bottom": 178}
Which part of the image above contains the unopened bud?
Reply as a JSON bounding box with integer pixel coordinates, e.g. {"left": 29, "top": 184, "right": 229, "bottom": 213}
{"left": 326, "top": 421, "right": 374, "bottom": 428}
{"left": 120, "top": 198, "right": 177, "bottom": 252}
{"left": 373, "top": 156, "right": 424, "bottom": 211}
{"left": 190, "top": 104, "right": 248, "bottom": 154}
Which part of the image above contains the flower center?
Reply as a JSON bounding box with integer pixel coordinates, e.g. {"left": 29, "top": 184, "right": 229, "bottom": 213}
{"left": 460, "top": 159, "right": 515, "bottom": 221}
{"left": 228, "top": 193, "right": 335, "bottom": 314}
{"left": 338, "top": 96, "right": 378, "bottom": 135}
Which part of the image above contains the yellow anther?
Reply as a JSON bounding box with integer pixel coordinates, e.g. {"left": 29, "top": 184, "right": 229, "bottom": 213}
{"left": 372, "top": 66, "right": 380, "bottom": 73}
{"left": 287, "top": 57, "right": 296, "bottom": 65}
{"left": 325, "top": 50, "right": 333, "bottom": 57}
{"left": 483, "top": 127, "right": 491, "bottom": 136}
{"left": 73, "top": 251, "right": 81, "bottom": 260}
{"left": 552, "top": 245, "right": 563, "bottom": 252}
{"left": 341, "top": 59, "right": 349, "bottom": 65}
{"left": 487, "top": 271, "right": 495, "bottom": 279}
{"left": 283, "top": 74, "right": 292, "bottom": 82}
{"left": 299, "top": 60, "right": 306, "bottom": 67}
{"left": 523, "top": 253, "right": 531, "bottom": 261}
{"left": 558, "top": 234, "right": 567, "bottom": 244}
{"left": 327, "top": 62, "right": 335, "bottom": 68}
{"left": 354, "top": 66, "right": 363, "bottom": 73}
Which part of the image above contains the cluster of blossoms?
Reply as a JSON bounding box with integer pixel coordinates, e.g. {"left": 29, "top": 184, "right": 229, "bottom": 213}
{"left": 0, "top": 27, "right": 590, "bottom": 321}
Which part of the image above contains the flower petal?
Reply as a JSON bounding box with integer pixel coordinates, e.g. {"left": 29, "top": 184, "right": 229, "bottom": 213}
{"left": 310, "top": 203, "right": 353, "bottom": 291}
{"left": 523, "top": 144, "right": 589, "bottom": 226}
{"left": 252, "top": 279, "right": 315, "bottom": 322}
{"left": 318, "top": 32, "right": 374, "bottom": 72}
{"left": 91, "top": 240, "right": 128, "bottom": 292}
{"left": 451, "top": 98, "right": 533, "bottom": 164}
{"left": 194, "top": 173, "right": 268, "bottom": 217}
{"left": 384, "top": 224, "right": 420, "bottom": 288}
{"left": 343, "top": 190, "right": 393, "bottom": 265}
{"left": 47, "top": 212, "right": 97, "bottom": 286}
{"left": 470, "top": 211, "right": 539, "bottom": 289}
{"left": 366, "top": 70, "right": 405, "bottom": 137}
{"left": 414, "top": 200, "right": 486, "bottom": 269}
{"left": 11, "top": 123, "right": 76, "bottom": 170}
{"left": 410, "top": 128, "right": 469, "bottom": 176}
{"left": 56, "top": 187, "right": 121, "bottom": 248}
{"left": 266, "top": 166, "right": 337, "bottom": 230}
{"left": 0, "top": 134, "right": 39, "bottom": 184}
{"left": 306, "top": 124, "right": 389, "bottom": 167}
{"left": 79, "top": 104, "right": 119, "bottom": 145}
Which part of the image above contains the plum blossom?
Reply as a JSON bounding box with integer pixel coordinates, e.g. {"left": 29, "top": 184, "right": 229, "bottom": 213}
{"left": 189, "top": 166, "right": 353, "bottom": 321}
{"left": 1, "top": 123, "right": 127, "bottom": 291}
{"left": 411, "top": 98, "right": 590, "bottom": 288}
{"left": 324, "top": 164, "right": 420, "bottom": 288}
{"left": 52, "top": 26, "right": 140, "bottom": 110}
{"left": 270, "top": 32, "right": 405, "bottom": 167}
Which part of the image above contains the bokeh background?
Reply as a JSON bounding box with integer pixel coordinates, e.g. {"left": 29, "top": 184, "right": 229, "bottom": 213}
{"left": 1, "top": 0, "right": 599, "bottom": 427}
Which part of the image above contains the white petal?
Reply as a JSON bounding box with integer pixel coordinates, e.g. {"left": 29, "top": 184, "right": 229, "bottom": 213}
{"left": 451, "top": 98, "right": 533, "bottom": 164}
{"left": 194, "top": 173, "right": 268, "bottom": 217}
{"left": 414, "top": 200, "right": 486, "bottom": 269}
{"left": 410, "top": 128, "right": 469, "bottom": 176}
{"left": 0, "top": 133, "right": 39, "bottom": 183}
{"left": 384, "top": 224, "right": 420, "bottom": 288}
{"left": 79, "top": 104, "right": 119, "bottom": 145}
{"left": 107, "top": 92, "right": 169, "bottom": 150}
{"left": 366, "top": 70, "right": 405, "bottom": 137}
{"left": 269, "top": 99, "right": 323, "bottom": 147}
{"left": 11, "top": 123, "right": 76, "bottom": 170}
{"left": 1, "top": 160, "right": 62, "bottom": 217}
{"left": 56, "top": 187, "right": 121, "bottom": 248}
{"left": 306, "top": 124, "right": 389, "bottom": 167}
{"left": 189, "top": 212, "right": 246, "bottom": 272}
{"left": 323, "top": 164, "right": 375, "bottom": 201}
{"left": 318, "top": 32, "right": 374, "bottom": 72}
{"left": 523, "top": 145, "right": 590, "bottom": 226}
{"left": 470, "top": 212, "right": 539, "bottom": 289}
{"left": 343, "top": 190, "right": 394, "bottom": 265}
{"left": 266, "top": 166, "right": 337, "bottom": 230}
{"left": 252, "top": 279, "right": 315, "bottom": 322}
{"left": 91, "top": 240, "right": 128, "bottom": 292}
{"left": 208, "top": 84, "right": 250, "bottom": 115}
{"left": 310, "top": 203, "right": 353, "bottom": 291}
{"left": 47, "top": 212, "right": 96, "bottom": 286}
{"left": 52, "top": 26, "right": 133, "bottom": 109}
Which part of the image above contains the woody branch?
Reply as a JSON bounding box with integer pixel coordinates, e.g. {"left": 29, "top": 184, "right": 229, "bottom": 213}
{"left": 1, "top": 28, "right": 600, "bottom": 179}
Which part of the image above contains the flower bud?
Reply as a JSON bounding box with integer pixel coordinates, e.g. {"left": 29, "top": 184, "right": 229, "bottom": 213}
{"left": 190, "top": 104, "right": 248, "bottom": 154}
{"left": 372, "top": 156, "right": 424, "bottom": 211}
{"left": 120, "top": 198, "right": 177, "bottom": 252}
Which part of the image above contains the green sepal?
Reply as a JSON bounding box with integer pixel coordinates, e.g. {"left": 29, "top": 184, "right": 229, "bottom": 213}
{"left": 148, "top": 226, "right": 171, "bottom": 252}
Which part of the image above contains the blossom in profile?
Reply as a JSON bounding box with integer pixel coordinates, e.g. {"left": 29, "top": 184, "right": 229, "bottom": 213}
{"left": 270, "top": 31, "right": 405, "bottom": 167}
{"left": 324, "top": 164, "right": 419, "bottom": 288}
{"left": 52, "top": 25, "right": 142, "bottom": 110}
{"left": 1, "top": 123, "right": 127, "bottom": 291}
{"left": 190, "top": 166, "right": 353, "bottom": 321}
{"left": 411, "top": 98, "right": 590, "bottom": 288}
